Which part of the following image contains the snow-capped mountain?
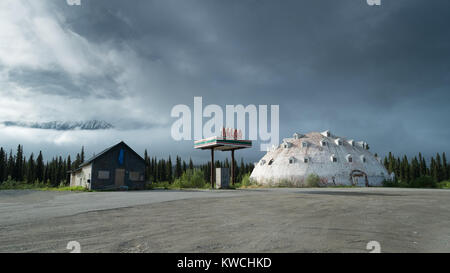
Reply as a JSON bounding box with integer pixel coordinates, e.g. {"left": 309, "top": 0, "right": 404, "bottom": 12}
{"left": 2, "top": 120, "right": 114, "bottom": 130}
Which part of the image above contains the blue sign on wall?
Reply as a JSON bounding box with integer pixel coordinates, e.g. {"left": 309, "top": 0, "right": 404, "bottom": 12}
{"left": 118, "top": 149, "right": 124, "bottom": 165}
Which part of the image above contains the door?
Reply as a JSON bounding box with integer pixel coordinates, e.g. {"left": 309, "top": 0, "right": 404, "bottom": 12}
{"left": 350, "top": 170, "right": 368, "bottom": 187}
{"left": 115, "top": 169, "right": 125, "bottom": 187}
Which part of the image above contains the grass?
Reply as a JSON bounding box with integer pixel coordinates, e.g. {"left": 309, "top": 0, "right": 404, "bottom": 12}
{"left": 383, "top": 176, "right": 450, "bottom": 189}
{"left": 437, "top": 181, "right": 450, "bottom": 189}
{"left": 0, "top": 179, "right": 91, "bottom": 192}
{"left": 147, "top": 169, "right": 210, "bottom": 190}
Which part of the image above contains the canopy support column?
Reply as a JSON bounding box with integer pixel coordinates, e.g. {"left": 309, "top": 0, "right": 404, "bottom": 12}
{"left": 211, "top": 148, "right": 215, "bottom": 188}
{"left": 231, "top": 149, "right": 235, "bottom": 185}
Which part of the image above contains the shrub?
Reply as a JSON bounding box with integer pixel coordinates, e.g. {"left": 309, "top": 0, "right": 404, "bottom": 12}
{"left": 305, "top": 173, "right": 321, "bottom": 187}
{"left": 382, "top": 179, "right": 399, "bottom": 187}
{"left": 409, "top": 176, "right": 437, "bottom": 188}
{"left": 437, "top": 181, "right": 450, "bottom": 189}
{"left": 172, "top": 169, "right": 208, "bottom": 189}
{"left": 240, "top": 173, "right": 253, "bottom": 187}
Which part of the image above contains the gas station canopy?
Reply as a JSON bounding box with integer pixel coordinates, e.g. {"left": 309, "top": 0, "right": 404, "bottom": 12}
{"left": 194, "top": 136, "right": 252, "bottom": 151}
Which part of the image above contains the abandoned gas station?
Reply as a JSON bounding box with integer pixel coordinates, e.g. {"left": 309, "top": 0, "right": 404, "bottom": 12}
{"left": 194, "top": 128, "right": 252, "bottom": 188}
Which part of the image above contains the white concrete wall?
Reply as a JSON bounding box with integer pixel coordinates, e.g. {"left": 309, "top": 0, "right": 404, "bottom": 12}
{"left": 70, "top": 165, "right": 92, "bottom": 189}
{"left": 250, "top": 132, "right": 390, "bottom": 187}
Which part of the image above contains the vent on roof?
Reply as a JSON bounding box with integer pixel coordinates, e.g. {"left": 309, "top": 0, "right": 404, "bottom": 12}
{"left": 335, "top": 138, "right": 343, "bottom": 146}
{"left": 320, "top": 140, "right": 327, "bottom": 147}
{"left": 321, "top": 130, "right": 331, "bottom": 137}
{"left": 282, "top": 141, "right": 292, "bottom": 148}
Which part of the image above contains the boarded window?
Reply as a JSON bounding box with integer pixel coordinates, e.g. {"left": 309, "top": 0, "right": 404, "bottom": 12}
{"left": 98, "top": 171, "right": 110, "bottom": 179}
{"left": 129, "top": 172, "right": 141, "bottom": 181}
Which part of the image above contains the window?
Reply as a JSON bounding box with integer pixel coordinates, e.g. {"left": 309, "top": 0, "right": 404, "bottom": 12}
{"left": 303, "top": 158, "right": 309, "bottom": 163}
{"left": 361, "top": 155, "right": 366, "bottom": 163}
{"left": 268, "top": 159, "right": 274, "bottom": 165}
{"left": 260, "top": 160, "right": 266, "bottom": 166}
{"left": 129, "top": 172, "right": 141, "bottom": 181}
{"left": 330, "top": 155, "right": 337, "bottom": 162}
{"left": 346, "top": 154, "right": 353, "bottom": 163}
{"left": 98, "top": 171, "right": 110, "bottom": 179}
{"left": 289, "top": 158, "right": 294, "bottom": 164}
{"left": 282, "top": 141, "right": 292, "bottom": 148}
{"left": 301, "top": 141, "right": 308, "bottom": 148}
{"left": 320, "top": 141, "right": 327, "bottom": 147}
{"left": 335, "top": 138, "right": 343, "bottom": 146}
{"left": 348, "top": 140, "right": 355, "bottom": 146}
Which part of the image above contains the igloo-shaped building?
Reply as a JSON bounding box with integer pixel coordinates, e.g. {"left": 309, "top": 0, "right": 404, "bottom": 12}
{"left": 250, "top": 131, "right": 390, "bottom": 187}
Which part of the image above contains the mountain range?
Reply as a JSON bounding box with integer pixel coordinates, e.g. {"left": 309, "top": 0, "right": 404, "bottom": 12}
{"left": 2, "top": 120, "right": 114, "bottom": 130}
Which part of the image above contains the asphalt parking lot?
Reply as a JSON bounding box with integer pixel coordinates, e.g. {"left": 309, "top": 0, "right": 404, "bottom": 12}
{"left": 0, "top": 188, "right": 449, "bottom": 252}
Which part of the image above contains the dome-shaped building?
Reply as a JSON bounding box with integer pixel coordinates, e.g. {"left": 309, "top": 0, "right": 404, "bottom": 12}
{"left": 250, "top": 131, "right": 390, "bottom": 187}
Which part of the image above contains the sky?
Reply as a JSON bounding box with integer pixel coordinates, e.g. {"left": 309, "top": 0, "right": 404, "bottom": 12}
{"left": 0, "top": 0, "right": 449, "bottom": 163}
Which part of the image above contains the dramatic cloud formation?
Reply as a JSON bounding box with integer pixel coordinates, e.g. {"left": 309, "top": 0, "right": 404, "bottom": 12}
{"left": 0, "top": 0, "right": 449, "bottom": 163}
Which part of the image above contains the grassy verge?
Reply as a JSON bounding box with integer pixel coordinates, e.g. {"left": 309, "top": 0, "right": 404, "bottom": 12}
{"left": 0, "top": 180, "right": 91, "bottom": 192}
{"left": 437, "top": 181, "right": 450, "bottom": 189}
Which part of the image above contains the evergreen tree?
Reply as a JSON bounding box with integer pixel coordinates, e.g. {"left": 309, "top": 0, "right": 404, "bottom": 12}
{"left": 189, "top": 158, "right": 194, "bottom": 170}
{"left": 14, "top": 145, "right": 24, "bottom": 181}
{"left": 182, "top": 160, "right": 187, "bottom": 173}
{"left": 175, "top": 156, "right": 182, "bottom": 179}
{"left": 436, "top": 153, "right": 444, "bottom": 182}
{"left": 430, "top": 157, "right": 438, "bottom": 182}
{"left": 66, "top": 155, "right": 72, "bottom": 185}
{"left": 167, "top": 156, "right": 173, "bottom": 182}
{"left": 74, "top": 153, "right": 81, "bottom": 169}
{"left": 0, "top": 148, "right": 6, "bottom": 182}
{"left": 27, "top": 153, "right": 36, "bottom": 183}
{"left": 36, "top": 151, "right": 44, "bottom": 182}
{"left": 144, "top": 149, "right": 150, "bottom": 181}
{"left": 80, "top": 146, "right": 85, "bottom": 163}
{"left": 7, "top": 150, "right": 14, "bottom": 180}
{"left": 443, "top": 152, "right": 448, "bottom": 181}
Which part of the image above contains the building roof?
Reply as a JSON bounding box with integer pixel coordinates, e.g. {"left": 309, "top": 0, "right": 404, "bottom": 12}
{"left": 69, "top": 141, "right": 145, "bottom": 173}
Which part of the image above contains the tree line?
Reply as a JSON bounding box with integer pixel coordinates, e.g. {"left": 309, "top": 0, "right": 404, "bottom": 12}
{"left": 382, "top": 152, "right": 449, "bottom": 187}
{"left": 143, "top": 150, "right": 254, "bottom": 184}
{"left": 0, "top": 145, "right": 254, "bottom": 186}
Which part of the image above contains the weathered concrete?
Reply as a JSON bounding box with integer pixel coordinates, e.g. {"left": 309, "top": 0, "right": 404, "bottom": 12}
{"left": 251, "top": 131, "right": 390, "bottom": 187}
{"left": 0, "top": 188, "right": 449, "bottom": 253}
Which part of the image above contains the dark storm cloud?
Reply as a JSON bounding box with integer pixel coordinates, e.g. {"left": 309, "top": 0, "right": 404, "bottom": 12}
{"left": 1, "top": 0, "right": 449, "bottom": 161}
{"left": 7, "top": 68, "right": 123, "bottom": 99}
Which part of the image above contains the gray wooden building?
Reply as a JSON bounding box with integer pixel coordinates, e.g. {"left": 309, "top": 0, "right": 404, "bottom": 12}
{"left": 69, "top": 141, "right": 146, "bottom": 190}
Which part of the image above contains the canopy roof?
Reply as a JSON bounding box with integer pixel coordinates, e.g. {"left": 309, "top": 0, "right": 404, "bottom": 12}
{"left": 194, "top": 136, "right": 252, "bottom": 151}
